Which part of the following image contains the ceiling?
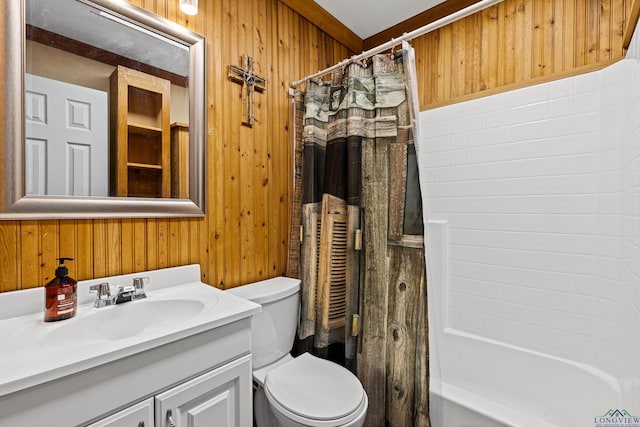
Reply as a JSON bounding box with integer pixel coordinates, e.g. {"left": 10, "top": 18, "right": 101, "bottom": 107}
{"left": 314, "top": 0, "right": 447, "bottom": 39}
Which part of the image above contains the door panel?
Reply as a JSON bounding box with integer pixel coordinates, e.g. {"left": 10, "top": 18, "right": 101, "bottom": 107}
{"left": 25, "top": 73, "right": 108, "bottom": 196}
{"left": 155, "top": 355, "right": 252, "bottom": 427}
{"left": 87, "top": 398, "right": 154, "bottom": 427}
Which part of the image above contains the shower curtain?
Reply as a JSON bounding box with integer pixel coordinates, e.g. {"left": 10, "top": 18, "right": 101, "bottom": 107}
{"left": 287, "top": 42, "right": 428, "bottom": 426}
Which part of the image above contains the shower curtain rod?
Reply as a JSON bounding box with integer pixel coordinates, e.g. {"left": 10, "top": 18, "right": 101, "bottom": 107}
{"left": 290, "top": 0, "right": 503, "bottom": 88}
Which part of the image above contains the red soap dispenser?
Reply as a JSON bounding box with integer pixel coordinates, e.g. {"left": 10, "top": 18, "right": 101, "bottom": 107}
{"left": 44, "top": 258, "right": 78, "bottom": 322}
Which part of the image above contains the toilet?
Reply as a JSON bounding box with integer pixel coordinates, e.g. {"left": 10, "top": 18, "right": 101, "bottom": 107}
{"left": 227, "top": 277, "right": 368, "bottom": 427}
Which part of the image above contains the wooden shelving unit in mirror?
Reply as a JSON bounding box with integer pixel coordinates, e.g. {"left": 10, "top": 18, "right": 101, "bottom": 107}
{"left": 109, "top": 65, "right": 171, "bottom": 198}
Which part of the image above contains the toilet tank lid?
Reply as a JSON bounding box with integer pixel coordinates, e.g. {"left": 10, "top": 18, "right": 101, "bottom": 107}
{"left": 226, "top": 277, "right": 300, "bottom": 304}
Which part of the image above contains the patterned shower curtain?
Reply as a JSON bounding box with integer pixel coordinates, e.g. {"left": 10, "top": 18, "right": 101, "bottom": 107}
{"left": 288, "top": 43, "right": 420, "bottom": 371}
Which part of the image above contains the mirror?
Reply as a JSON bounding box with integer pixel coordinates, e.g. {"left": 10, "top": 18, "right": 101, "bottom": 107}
{"left": 0, "top": 0, "right": 206, "bottom": 219}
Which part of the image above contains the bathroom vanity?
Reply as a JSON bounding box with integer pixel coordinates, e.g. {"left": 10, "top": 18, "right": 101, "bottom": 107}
{"left": 0, "top": 265, "right": 260, "bottom": 426}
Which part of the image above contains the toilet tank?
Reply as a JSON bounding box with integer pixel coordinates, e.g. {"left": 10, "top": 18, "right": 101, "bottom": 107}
{"left": 226, "top": 277, "right": 301, "bottom": 369}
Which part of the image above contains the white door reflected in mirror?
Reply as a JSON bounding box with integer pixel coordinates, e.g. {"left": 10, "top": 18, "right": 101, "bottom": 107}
{"left": 25, "top": 74, "right": 108, "bottom": 197}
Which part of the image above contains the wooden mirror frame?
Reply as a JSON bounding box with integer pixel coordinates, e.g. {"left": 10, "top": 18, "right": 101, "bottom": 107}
{"left": 0, "top": 0, "right": 206, "bottom": 219}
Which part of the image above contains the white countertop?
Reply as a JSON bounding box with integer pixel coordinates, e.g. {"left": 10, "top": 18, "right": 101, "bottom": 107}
{"left": 0, "top": 264, "right": 261, "bottom": 397}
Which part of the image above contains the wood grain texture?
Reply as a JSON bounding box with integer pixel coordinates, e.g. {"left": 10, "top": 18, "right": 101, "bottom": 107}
{"left": 359, "top": 137, "right": 390, "bottom": 427}
{"left": 363, "top": 0, "right": 481, "bottom": 50}
{"left": 0, "top": 0, "right": 351, "bottom": 292}
{"left": 386, "top": 246, "right": 424, "bottom": 426}
{"left": 416, "top": 0, "right": 629, "bottom": 110}
{"left": 279, "top": 0, "right": 362, "bottom": 52}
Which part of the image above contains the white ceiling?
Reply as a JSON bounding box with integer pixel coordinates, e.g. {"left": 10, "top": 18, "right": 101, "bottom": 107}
{"left": 314, "top": 0, "right": 446, "bottom": 39}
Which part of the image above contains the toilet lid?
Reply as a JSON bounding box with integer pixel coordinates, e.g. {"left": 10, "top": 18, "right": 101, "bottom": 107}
{"left": 264, "top": 353, "right": 364, "bottom": 421}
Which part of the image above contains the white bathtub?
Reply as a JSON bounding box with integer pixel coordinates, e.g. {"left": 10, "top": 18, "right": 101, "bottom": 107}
{"left": 429, "top": 329, "right": 622, "bottom": 427}
{"left": 426, "top": 221, "right": 623, "bottom": 427}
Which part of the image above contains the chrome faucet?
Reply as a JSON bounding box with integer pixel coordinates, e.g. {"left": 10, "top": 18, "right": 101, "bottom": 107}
{"left": 89, "top": 277, "right": 149, "bottom": 308}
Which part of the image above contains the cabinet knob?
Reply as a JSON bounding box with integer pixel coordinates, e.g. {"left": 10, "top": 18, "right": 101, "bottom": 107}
{"left": 167, "top": 409, "right": 176, "bottom": 427}
{"left": 137, "top": 422, "right": 145, "bottom": 427}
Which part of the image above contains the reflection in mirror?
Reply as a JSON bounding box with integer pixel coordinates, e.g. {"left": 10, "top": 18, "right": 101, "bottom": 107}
{"left": 0, "top": 0, "right": 205, "bottom": 218}
{"left": 25, "top": 0, "right": 189, "bottom": 198}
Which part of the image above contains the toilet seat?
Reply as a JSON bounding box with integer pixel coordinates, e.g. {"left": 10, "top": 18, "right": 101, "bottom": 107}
{"left": 264, "top": 353, "right": 366, "bottom": 426}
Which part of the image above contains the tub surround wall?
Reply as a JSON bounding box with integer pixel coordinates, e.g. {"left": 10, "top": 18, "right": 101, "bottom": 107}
{"left": 419, "top": 23, "right": 640, "bottom": 425}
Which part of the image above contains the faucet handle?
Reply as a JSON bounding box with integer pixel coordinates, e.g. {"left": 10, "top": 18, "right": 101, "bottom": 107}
{"left": 89, "top": 283, "right": 112, "bottom": 307}
{"left": 132, "top": 277, "right": 149, "bottom": 300}
{"left": 132, "top": 276, "right": 149, "bottom": 290}
{"left": 89, "top": 282, "right": 111, "bottom": 298}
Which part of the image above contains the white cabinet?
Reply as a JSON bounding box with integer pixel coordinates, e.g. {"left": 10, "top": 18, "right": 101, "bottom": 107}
{"left": 85, "top": 355, "right": 252, "bottom": 427}
{"left": 0, "top": 318, "right": 255, "bottom": 427}
{"left": 155, "top": 355, "right": 252, "bottom": 427}
{"left": 88, "top": 398, "right": 154, "bottom": 427}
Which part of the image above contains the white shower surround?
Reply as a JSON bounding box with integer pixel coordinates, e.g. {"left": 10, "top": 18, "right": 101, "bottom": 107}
{"left": 418, "top": 27, "right": 640, "bottom": 427}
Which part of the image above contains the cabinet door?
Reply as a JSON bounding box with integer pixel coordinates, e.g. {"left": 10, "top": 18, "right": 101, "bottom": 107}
{"left": 155, "top": 355, "right": 252, "bottom": 427}
{"left": 87, "top": 398, "right": 154, "bottom": 427}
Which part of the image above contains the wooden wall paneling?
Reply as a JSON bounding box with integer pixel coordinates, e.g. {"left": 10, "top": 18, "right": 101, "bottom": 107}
{"left": 588, "top": 0, "right": 601, "bottom": 64}
{"left": 464, "top": 11, "right": 480, "bottom": 95}
{"left": 132, "top": 219, "right": 147, "bottom": 272}
{"left": 531, "top": 0, "right": 544, "bottom": 78}
{"left": 156, "top": 219, "right": 168, "bottom": 269}
{"left": 264, "top": 0, "right": 278, "bottom": 281}
{"left": 544, "top": 0, "right": 556, "bottom": 75}
{"left": 612, "top": 0, "right": 626, "bottom": 54}
{"left": 495, "top": 2, "right": 506, "bottom": 86}
{"left": 576, "top": 0, "right": 588, "bottom": 67}
{"left": 564, "top": 0, "right": 577, "bottom": 70}
{"left": 523, "top": 0, "right": 534, "bottom": 80}
{"left": 282, "top": 7, "right": 299, "bottom": 277}
{"left": 178, "top": 219, "right": 189, "bottom": 266}
{"left": 121, "top": 219, "right": 134, "bottom": 274}
{"left": 439, "top": 28, "right": 452, "bottom": 103}
{"left": 0, "top": 223, "right": 19, "bottom": 291}
{"left": 167, "top": 219, "right": 180, "bottom": 267}
{"left": 106, "top": 220, "right": 122, "bottom": 276}
{"left": 237, "top": 0, "right": 253, "bottom": 281}
{"left": 480, "top": 5, "right": 499, "bottom": 91}
{"left": 76, "top": 220, "right": 94, "bottom": 280}
{"left": 451, "top": 20, "right": 465, "bottom": 99}
{"left": 417, "top": 0, "right": 629, "bottom": 111}
{"left": 552, "top": 0, "right": 564, "bottom": 74}
{"left": 208, "top": 0, "right": 223, "bottom": 288}
{"left": 226, "top": 0, "right": 242, "bottom": 288}
{"left": 40, "top": 221, "right": 59, "bottom": 286}
{"left": 514, "top": 0, "right": 526, "bottom": 82}
{"left": 145, "top": 219, "right": 158, "bottom": 272}
{"left": 92, "top": 220, "right": 107, "bottom": 279}
{"left": 20, "top": 221, "right": 39, "bottom": 289}
{"left": 255, "top": 0, "right": 270, "bottom": 280}
{"left": 601, "top": 0, "right": 612, "bottom": 61}
{"left": 503, "top": 0, "right": 517, "bottom": 84}
{"left": 273, "top": 3, "right": 290, "bottom": 282}
{"left": 58, "top": 221, "right": 77, "bottom": 279}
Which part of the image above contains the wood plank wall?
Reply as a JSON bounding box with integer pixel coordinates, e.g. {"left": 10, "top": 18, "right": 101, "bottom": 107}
{"left": 0, "top": 0, "right": 350, "bottom": 292}
{"left": 413, "top": 0, "right": 630, "bottom": 110}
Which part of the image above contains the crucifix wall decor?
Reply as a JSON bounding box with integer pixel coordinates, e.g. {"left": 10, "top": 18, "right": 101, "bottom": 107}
{"left": 228, "top": 55, "right": 266, "bottom": 127}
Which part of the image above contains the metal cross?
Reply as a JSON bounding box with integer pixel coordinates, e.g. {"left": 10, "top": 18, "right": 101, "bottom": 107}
{"left": 228, "top": 55, "right": 266, "bottom": 127}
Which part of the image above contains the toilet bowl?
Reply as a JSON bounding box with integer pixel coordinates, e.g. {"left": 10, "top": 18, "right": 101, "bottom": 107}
{"left": 227, "top": 277, "right": 368, "bottom": 427}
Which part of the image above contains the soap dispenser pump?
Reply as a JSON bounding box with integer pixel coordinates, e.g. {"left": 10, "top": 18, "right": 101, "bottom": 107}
{"left": 44, "top": 257, "right": 77, "bottom": 322}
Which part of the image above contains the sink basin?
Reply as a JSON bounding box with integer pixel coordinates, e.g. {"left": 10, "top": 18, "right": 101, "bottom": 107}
{"left": 43, "top": 298, "right": 208, "bottom": 346}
